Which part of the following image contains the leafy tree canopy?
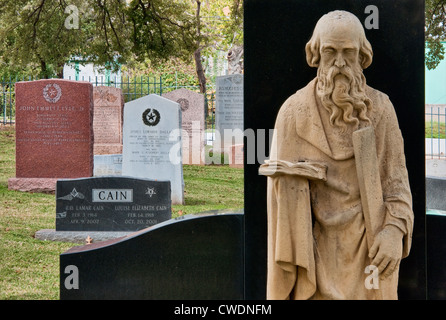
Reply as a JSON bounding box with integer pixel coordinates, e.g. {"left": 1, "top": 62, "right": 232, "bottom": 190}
{"left": 0, "top": 0, "right": 200, "bottom": 78}
{"left": 426, "top": 0, "right": 446, "bottom": 70}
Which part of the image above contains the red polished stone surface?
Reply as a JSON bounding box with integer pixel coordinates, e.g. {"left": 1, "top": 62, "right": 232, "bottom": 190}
{"left": 15, "top": 79, "right": 94, "bottom": 178}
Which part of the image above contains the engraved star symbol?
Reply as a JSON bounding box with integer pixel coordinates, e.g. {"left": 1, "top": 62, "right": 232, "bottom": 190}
{"left": 148, "top": 113, "right": 156, "bottom": 121}
{"left": 145, "top": 187, "right": 156, "bottom": 197}
{"left": 48, "top": 87, "right": 58, "bottom": 98}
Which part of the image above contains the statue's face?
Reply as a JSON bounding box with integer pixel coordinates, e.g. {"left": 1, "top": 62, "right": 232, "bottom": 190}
{"left": 318, "top": 24, "right": 361, "bottom": 72}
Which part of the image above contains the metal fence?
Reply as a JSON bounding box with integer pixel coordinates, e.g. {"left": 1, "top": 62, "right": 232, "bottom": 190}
{"left": 2, "top": 78, "right": 444, "bottom": 159}
{"left": 0, "top": 76, "right": 216, "bottom": 129}
{"left": 426, "top": 105, "right": 446, "bottom": 159}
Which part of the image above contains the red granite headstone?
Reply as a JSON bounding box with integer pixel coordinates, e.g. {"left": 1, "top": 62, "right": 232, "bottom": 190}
{"left": 8, "top": 79, "right": 94, "bottom": 192}
{"left": 163, "top": 88, "right": 205, "bottom": 165}
{"left": 93, "top": 86, "right": 124, "bottom": 155}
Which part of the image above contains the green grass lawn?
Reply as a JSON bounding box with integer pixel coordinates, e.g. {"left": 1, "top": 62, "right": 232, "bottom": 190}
{"left": 0, "top": 126, "right": 243, "bottom": 300}
{"left": 425, "top": 121, "right": 446, "bottom": 139}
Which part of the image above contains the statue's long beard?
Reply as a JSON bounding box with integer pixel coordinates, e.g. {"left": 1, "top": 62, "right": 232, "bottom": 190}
{"left": 316, "top": 64, "right": 372, "bottom": 130}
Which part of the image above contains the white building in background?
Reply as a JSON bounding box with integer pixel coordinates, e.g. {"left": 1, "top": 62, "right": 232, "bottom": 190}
{"left": 63, "top": 57, "right": 121, "bottom": 85}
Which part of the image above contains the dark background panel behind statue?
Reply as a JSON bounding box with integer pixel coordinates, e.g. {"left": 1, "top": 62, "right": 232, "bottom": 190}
{"left": 244, "top": 0, "right": 425, "bottom": 299}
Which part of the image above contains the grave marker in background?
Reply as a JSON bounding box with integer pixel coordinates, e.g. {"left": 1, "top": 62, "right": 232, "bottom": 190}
{"left": 92, "top": 86, "right": 124, "bottom": 155}
{"left": 122, "top": 94, "right": 184, "bottom": 205}
{"left": 229, "top": 144, "right": 244, "bottom": 168}
{"left": 215, "top": 74, "right": 244, "bottom": 153}
{"left": 163, "top": 88, "right": 205, "bottom": 165}
{"left": 94, "top": 154, "right": 122, "bottom": 176}
{"left": 8, "top": 79, "right": 94, "bottom": 193}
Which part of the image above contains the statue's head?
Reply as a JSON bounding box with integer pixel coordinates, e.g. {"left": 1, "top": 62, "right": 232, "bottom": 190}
{"left": 306, "top": 10, "right": 373, "bottom": 129}
{"left": 305, "top": 10, "right": 373, "bottom": 70}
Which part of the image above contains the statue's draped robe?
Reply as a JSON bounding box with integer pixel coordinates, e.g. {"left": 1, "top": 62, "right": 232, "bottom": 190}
{"left": 266, "top": 78, "right": 413, "bottom": 300}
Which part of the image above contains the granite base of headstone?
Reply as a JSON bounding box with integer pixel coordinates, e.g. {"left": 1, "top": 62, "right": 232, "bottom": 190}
{"left": 60, "top": 211, "right": 244, "bottom": 299}
{"left": 8, "top": 178, "right": 59, "bottom": 194}
{"left": 35, "top": 229, "right": 131, "bottom": 244}
{"left": 8, "top": 79, "right": 94, "bottom": 193}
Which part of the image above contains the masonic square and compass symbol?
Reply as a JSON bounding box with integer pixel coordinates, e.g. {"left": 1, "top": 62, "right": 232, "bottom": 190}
{"left": 142, "top": 108, "right": 161, "bottom": 126}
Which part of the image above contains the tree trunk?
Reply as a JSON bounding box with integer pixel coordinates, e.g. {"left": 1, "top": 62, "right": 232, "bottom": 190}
{"left": 40, "top": 59, "right": 48, "bottom": 79}
{"left": 194, "top": 48, "right": 206, "bottom": 94}
{"left": 57, "top": 62, "right": 65, "bottom": 78}
{"left": 227, "top": 45, "right": 244, "bottom": 75}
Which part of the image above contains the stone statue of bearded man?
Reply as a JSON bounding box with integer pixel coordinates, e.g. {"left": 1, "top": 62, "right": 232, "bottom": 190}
{"left": 260, "top": 10, "right": 414, "bottom": 300}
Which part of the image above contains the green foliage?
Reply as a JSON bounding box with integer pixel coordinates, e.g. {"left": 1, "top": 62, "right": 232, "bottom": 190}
{"left": 0, "top": 0, "right": 201, "bottom": 78}
{"left": 425, "top": 0, "right": 446, "bottom": 70}
{"left": 0, "top": 0, "right": 244, "bottom": 86}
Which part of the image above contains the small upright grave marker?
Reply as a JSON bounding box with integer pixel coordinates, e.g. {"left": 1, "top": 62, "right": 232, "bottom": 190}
{"left": 215, "top": 74, "right": 244, "bottom": 153}
{"left": 163, "top": 88, "right": 205, "bottom": 165}
{"left": 92, "top": 86, "right": 124, "bottom": 155}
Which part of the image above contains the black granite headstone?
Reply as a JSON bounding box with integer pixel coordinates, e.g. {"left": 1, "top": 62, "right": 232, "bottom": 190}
{"left": 56, "top": 176, "right": 171, "bottom": 231}
{"left": 426, "top": 176, "right": 446, "bottom": 299}
{"left": 244, "top": 0, "right": 425, "bottom": 299}
{"left": 426, "top": 176, "right": 446, "bottom": 211}
{"left": 60, "top": 212, "right": 244, "bottom": 299}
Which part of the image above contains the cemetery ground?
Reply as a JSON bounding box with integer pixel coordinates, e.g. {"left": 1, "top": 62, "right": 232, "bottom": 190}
{"left": 0, "top": 126, "right": 244, "bottom": 300}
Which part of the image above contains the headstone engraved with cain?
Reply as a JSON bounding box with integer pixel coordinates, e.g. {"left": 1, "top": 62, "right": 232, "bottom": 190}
{"left": 122, "top": 94, "right": 185, "bottom": 205}
{"left": 8, "top": 79, "right": 94, "bottom": 193}
{"left": 93, "top": 86, "right": 124, "bottom": 155}
{"left": 215, "top": 74, "right": 244, "bottom": 153}
{"left": 56, "top": 177, "right": 171, "bottom": 231}
{"left": 163, "top": 88, "right": 205, "bottom": 165}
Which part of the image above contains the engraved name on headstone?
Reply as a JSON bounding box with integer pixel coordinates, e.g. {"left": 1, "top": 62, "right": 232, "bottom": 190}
{"left": 122, "top": 94, "right": 184, "bottom": 205}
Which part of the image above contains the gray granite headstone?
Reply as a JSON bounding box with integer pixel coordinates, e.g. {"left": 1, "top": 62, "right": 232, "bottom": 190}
{"left": 94, "top": 154, "right": 122, "bottom": 176}
{"left": 163, "top": 88, "right": 205, "bottom": 165}
{"left": 122, "top": 94, "right": 184, "bottom": 205}
{"left": 215, "top": 74, "right": 244, "bottom": 152}
{"left": 55, "top": 176, "right": 171, "bottom": 231}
